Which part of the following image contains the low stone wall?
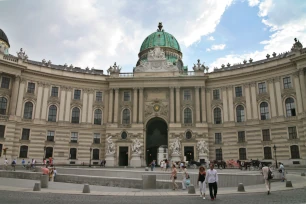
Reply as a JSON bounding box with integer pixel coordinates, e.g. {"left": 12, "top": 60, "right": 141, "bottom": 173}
{"left": 0, "top": 170, "right": 41, "bottom": 180}
{"left": 55, "top": 174, "right": 143, "bottom": 189}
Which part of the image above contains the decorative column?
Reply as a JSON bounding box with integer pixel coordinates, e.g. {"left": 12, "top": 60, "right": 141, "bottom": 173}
{"left": 113, "top": 88, "right": 119, "bottom": 123}
{"left": 59, "top": 86, "right": 66, "bottom": 121}
{"left": 274, "top": 77, "right": 283, "bottom": 116}
{"left": 170, "top": 87, "right": 174, "bottom": 123}
{"left": 138, "top": 88, "right": 144, "bottom": 123}
{"left": 195, "top": 87, "right": 200, "bottom": 123}
{"left": 206, "top": 88, "right": 212, "bottom": 123}
{"left": 133, "top": 88, "right": 138, "bottom": 123}
{"left": 108, "top": 88, "right": 113, "bottom": 123}
{"left": 293, "top": 72, "right": 303, "bottom": 114}
{"left": 81, "top": 89, "right": 88, "bottom": 123}
{"left": 9, "top": 76, "right": 20, "bottom": 116}
{"left": 250, "top": 82, "right": 258, "bottom": 119}
{"left": 40, "top": 84, "right": 50, "bottom": 120}
{"left": 34, "top": 82, "right": 44, "bottom": 120}
{"left": 87, "top": 89, "right": 94, "bottom": 123}
{"left": 64, "top": 87, "right": 72, "bottom": 122}
{"left": 298, "top": 69, "right": 306, "bottom": 112}
{"left": 175, "top": 87, "right": 180, "bottom": 123}
{"left": 244, "top": 83, "right": 252, "bottom": 120}
{"left": 268, "top": 79, "right": 277, "bottom": 118}
{"left": 222, "top": 87, "right": 229, "bottom": 122}
{"left": 16, "top": 78, "right": 26, "bottom": 117}
{"left": 200, "top": 87, "right": 206, "bottom": 122}
{"left": 227, "top": 86, "right": 234, "bottom": 121}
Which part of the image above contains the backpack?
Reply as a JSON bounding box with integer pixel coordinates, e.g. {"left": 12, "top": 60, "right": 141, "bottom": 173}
{"left": 268, "top": 169, "right": 273, "bottom": 180}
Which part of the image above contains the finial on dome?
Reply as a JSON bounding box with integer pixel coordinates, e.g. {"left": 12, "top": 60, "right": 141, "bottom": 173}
{"left": 157, "top": 22, "right": 163, "bottom": 32}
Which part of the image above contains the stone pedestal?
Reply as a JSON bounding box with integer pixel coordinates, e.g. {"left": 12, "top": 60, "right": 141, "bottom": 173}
{"left": 171, "top": 152, "right": 181, "bottom": 163}
{"left": 198, "top": 153, "right": 208, "bottom": 163}
{"left": 40, "top": 175, "right": 48, "bottom": 188}
{"left": 105, "top": 155, "right": 115, "bottom": 167}
{"left": 130, "top": 153, "right": 141, "bottom": 167}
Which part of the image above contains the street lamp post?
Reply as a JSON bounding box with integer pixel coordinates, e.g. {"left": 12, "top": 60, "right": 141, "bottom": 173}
{"left": 89, "top": 147, "right": 92, "bottom": 167}
{"left": 43, "top": 146, "right": 46, "bottom": 161}
{"left": 273, "top": 144, "right": 278, "bottom": 168}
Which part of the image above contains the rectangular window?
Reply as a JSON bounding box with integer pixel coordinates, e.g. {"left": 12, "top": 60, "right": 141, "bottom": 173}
{"left": 288, "top": 127, "right": 297, "bottom": 140}
{"left": 238, "top": 131, "right": 245, "bottom": 143}
{"left": 183, "top": 90, "right": 191, "bottom": 101}
{"left": 27, "top": 82, "right": 35, "bottom": 93}
{"left": 213, "top": 89, "right": 220, "bottom": 100}
{"left": 235, "top": 86, "right": 242, "bottom": 97}
{"left": 0, "top": 125, "right": 5, "bottom": 138}
{"left": 96, "top": 91, "right": 103, "bottom": 102}
{"left": 93, "top": 133, "right": 100, "bottom": 144}
{"left": 215, "top": 133, "right": 222, "bottom": 144}
{"left": 70, "top": 132, "right": 78, "bottom": 143}
{"left": 262, "top": 129, "right": 270, "bottom": 141}
{"left": 123, "top": 91, "right": 130, "bottom": 101}
{"left": 21, "top": 128, "right": 30, "bottom": 140}
{"left": 51, "top": 87, "right": 59, "bottom": 97}
{"left": 216, "top": 149, "right": 222, "bottom": 160}
{"left": 283, "top": 77, "right": 291, "bottom": 89}
{"left": 258, "top": 82, "right": 266, "bottom": 93}
{"left": 264, "top": 147, "right": 272, "bottom": 159}
{"left": 74, "top": 89, "right": 81, "bottom": 100}
{"left": 47, "top": 131, "right": 55, "bottom": 142}
{"left": 239, "top": 148, "right": 247, "bottom": 160}
{"left": 1, "top": 77, "right": 10, "bottom": 89}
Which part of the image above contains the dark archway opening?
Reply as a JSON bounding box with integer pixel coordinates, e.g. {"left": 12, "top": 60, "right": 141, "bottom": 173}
{"left": 146, "top": 117, "right": 168, "bottom": 165}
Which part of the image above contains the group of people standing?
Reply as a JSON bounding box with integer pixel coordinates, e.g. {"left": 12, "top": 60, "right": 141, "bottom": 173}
{"left": 170, "top": 163, "right": 218, "bottom": 201}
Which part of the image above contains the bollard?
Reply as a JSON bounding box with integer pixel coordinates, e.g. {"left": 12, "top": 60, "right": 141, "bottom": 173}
{"left": 83, "top": 184, "right": 90, "bottom": 193}
{"left": 40, "top": 175, "right": 49, "bottom": 188}
{"left": 33, "top": 183, "right": 41, "bottom": 191}
{"left": 286, "top": 181, "right": 293, "bottom": 187}
{"left": 237, "top": 183, "right": 245, "bottom": 192}
{"left": 145, "top": 167, "right": 149, "bottom": 171}
{"left": 188, "top": 185, "right": 196, "bottom": 194}
{"left": 301, "top": 173, "right": 305, "bottom": 176}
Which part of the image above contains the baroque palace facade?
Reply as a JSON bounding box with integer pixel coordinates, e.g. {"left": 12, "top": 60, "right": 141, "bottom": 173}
{"left": 0, "top": 23, "right": 306, "bottom": 166}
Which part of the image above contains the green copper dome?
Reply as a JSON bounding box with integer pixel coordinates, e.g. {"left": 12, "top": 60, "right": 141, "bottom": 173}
{"left": 140, "top": 23, "right": 180, "bottom": 52}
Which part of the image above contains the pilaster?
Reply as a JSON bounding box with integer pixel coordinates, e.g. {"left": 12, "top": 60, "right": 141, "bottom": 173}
{"left": 175, "top": 87, "right": 180, "bottom": 123}
{"left": 195, "top": 86, "right": 200, "bottom": 123}
{"left": 9, "top": 76, "right": 20, "bottom": 116}
{"left": 108, "top": 88, "right": 113, "bottom": 123}
{"left": 222, "top": 86, "right": 228, "bottom": 122}
{"left": 138, "top": 88, "right": 144, "bottom": 123}
{"left": 200, "top": 87, "right": 206, "bottom": 122}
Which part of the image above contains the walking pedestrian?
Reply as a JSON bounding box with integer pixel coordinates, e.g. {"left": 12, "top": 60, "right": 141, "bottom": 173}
{"left": 150, "top": 160, "right": 156, "bottom": 171}
{"left": 53, "top": 167, "right": 57, "bottom": 181}
{"left": 11, "top": 159, "right": 16, "bottom": 171}
{"left": 279, "top": 163, "right": 285, "bottom": 182}
{"left": 181, "top": 166, "right": 189, "bottom": 190}
{"left": 160, "top": 160, "right": 165, "bottom": 171}
{"left": 170, "top": 164, "right": 178, "bottom": 190}
{"left": 262, "top": 164, "right": 273, "bottom": 194}
{"left": 198, "top": 166, "right": 206, "bottom": 199}
{"left": 22, "top": 159, "right": 25, "bottom": 168}
{"left": 206, "top": 164, "right": 218, "bottom": 201}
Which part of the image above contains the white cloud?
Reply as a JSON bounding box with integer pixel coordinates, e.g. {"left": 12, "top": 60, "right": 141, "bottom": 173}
{"left": 209, "top": 0, "right": 306, "bottom": 71}
{"left": 211, "top": 44, "right": 226, "bottom": 50}
{"left": 248, "top": 0, "right": 260, "bottom": 7}
{"left": 207, "top": 36, "right": 215, "bottom": 41}
{"left": 206, "top": 48, "right": 211, "bottom": 52}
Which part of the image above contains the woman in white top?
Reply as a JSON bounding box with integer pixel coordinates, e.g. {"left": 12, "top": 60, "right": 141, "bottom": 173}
{"left": 181, "top": 166, "right": 188, "bottom": 190}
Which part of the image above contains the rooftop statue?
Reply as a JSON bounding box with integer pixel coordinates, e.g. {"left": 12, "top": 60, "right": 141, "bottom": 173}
{"left": 16, "top": 48, "right": 28, "bottom": 62}
{"left": 107, "top": 62, "right": 121, "bottom": 75}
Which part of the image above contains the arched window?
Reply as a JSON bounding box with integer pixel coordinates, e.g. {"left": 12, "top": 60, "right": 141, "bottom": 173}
{"left": 0, "top": 97, "right": 7, "bottom": 115}
{"left": 69, "top": 148, "right": 77, "bottom": 159}
{"left": 290, "top": 145, "right": 300, "bottom": 159}
{"left": 285, "top": 98, "right": 296, "bottom": 117}
{"left": 264, "top": 147, "right": 272, "bottom": 159}
{"left": 94, "top": 109, "right": 102, "bottom": 125}
{"left": 93, "top": 149, "right": 100, "bottom": 160}
{"left": 122, "top": 109, "right": 130, "bottom": 124}
{"left": 45, "top": 147, "right": 53, "bottom": 158}
{"left": 23, "top": 102, "right": 33, "bottom": 119}
{"left": 48, "top": 105, "right": 57, "bottom": 122}
{"left": 239, "top": 148, "right": 247, "bottom": 160}
{"left": 236, "top": 105, "right": 245, "bottom": 122}
{"left": 260, "top": 102, "right": 269, "bottom": 120}
{"left": 214, "top": 108, "right": 222, "bottom": 124}
{"left": 19, "top": 146, "right": 28, "bottom": 158}
{"left": 71, "top": 107, "right": 80, "bottom": 123}
{"left": 184, "top": 108, "right": 192, "bottom": 124}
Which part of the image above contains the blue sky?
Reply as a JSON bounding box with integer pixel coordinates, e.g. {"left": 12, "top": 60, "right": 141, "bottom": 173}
{"left": 0, "top": 0, "right": 305, "bottom": 72}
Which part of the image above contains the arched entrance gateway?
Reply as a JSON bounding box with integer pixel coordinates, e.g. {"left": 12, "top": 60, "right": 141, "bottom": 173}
{"left": 146, "top": 117, "right": 168, "bottom": 165}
